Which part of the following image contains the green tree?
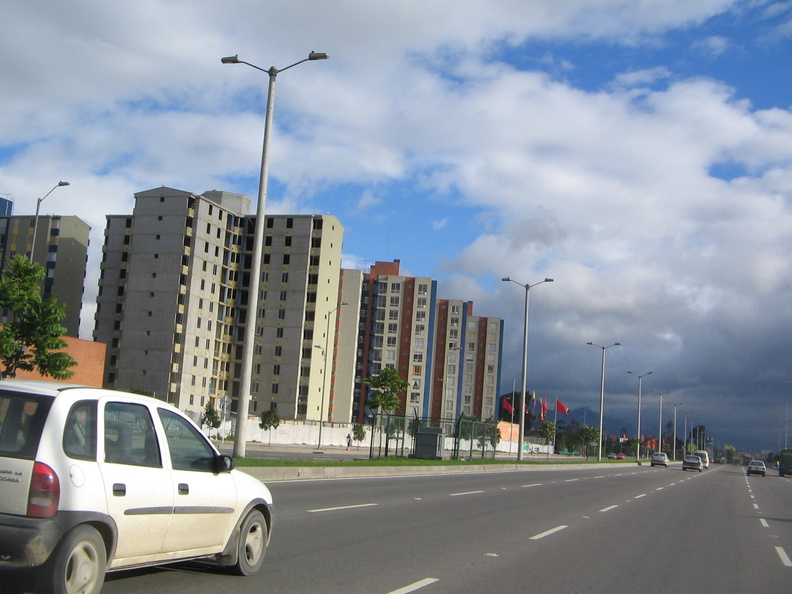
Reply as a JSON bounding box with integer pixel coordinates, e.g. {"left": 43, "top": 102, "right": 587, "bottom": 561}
{"left": 0, "top": 255, "right": 75, "bottom": 379}
{"left": 259, "top": 408, "right": 281, "bottom": 446}
{"left": 363, "top": 367, "right": 409, "bottom": 414}
{"left": 352, "top": 423, "right": 366, "bottom": 446}
{"left": 538, "top": 421, "right": 557, "bottom": 458}
{"left": 578, "top": 425, "right": 600, "bottom": 460}
{"left": 201, "top": 401, "right": 222, "bottom": 434}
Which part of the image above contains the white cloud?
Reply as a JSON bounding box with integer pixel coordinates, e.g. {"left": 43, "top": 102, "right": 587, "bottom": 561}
{"left": 1, "top": 0, "right": 789, "bottom": 452}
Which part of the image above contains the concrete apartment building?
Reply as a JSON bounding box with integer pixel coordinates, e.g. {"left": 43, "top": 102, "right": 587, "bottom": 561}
{"left": 350, "top": 260, "right": 504, "bottom": 424}
{"left": 0, "top": 210, "right": 90, "bottom": 337}
{"left": 94, "top": 187, "right": 344, "bottom": 422}
{"left": 431, "top": 299, "right": 504, "bottom": 421}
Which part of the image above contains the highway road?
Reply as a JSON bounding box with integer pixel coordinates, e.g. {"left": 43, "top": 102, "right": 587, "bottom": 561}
{"left": 7, "top": 462, "right": 792, "bottom": 593}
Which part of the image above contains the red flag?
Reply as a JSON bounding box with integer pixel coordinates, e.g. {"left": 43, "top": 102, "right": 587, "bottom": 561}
{"left": 502, "top": 396, "right": 514, "bottom": 414}
{"left": 540, "top": 396, "right": 547, "bottom": 421}
{"left": 557, "top": 400, "right": 569, "bottom": 415}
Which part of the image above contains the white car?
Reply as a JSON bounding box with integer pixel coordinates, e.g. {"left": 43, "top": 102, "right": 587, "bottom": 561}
{"left": 0, "top": 380, "right": 273, "bottom": 593}
{"left": 650, "top": 452, "right": 669, "bottom": 467}
{"left": 747, "top": 460, "right": 766, "bottom": 477}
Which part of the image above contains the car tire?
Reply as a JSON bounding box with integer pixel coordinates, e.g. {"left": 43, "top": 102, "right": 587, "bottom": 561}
{"left": 43, "top": 524, "right": 106, "bottom": 594}
{"left": 232, "top": 509, "right": 268, "bottom": 576}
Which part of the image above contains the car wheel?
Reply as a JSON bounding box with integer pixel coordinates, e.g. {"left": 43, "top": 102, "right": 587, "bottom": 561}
{"left": 232, "top": 509, "right": 268, "bottom": 576}
{"left": 44, "top": 524, "right": 106, "bottom": 594}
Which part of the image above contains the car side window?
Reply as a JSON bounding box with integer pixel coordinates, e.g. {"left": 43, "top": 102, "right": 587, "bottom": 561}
{"left": 104, "top": 402, "right": 162, "bottom": 468}
{"left": 157, "top": 408, "right": 216, "bottom": 472}
{"left": 63, "top": 400, "right": 97, "bottom": 460}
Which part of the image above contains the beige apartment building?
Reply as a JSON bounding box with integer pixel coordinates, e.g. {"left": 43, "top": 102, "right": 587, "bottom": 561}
{"left": 0, "top": 212, "right": 90, "bottom": 337}
{"left": 94, "top": 187, "right": 344, "bottom": 422}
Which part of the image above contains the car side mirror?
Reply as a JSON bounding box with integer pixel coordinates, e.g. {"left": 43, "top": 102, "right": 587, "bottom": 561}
{"left": 213, "top": 453, "right": 235, "bottom": 473}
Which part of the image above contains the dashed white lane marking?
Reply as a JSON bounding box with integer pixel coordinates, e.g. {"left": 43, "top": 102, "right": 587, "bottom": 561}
{"left": 307, "top": 503, "right": 378, "bottom": 513}
{"left": 450, "top": 490, "right": 484, "bottom": 497}
{"left": 776, "top": 547, "right": 792, "bottom": 567}
{"left": 387, "top": 578, "right": 440, "bottom": 593}
{"left": 634, "top": 494, "right": 647, "bottom": 499}
{"left": 600, "top": 505, "right": 619, "bottom": 513}
{"left": 753, "top": 503, "right": 760, "bottom": 510}
{"left": 760, "top": 519, "right": 770, "bottom": 528}
{"left": 530, "top": 525, "right": 568, "bottom": 540}
{"left": 522, "top": 483, "right": 542, "bottom": 488}
{"left": 565, "top": 478, "right": 579, "bottom": 482}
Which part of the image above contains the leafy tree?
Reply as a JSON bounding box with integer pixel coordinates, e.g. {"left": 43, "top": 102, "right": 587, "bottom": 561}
{"left": 477, "top": 424, "right": 501, "bottom": 451}
{"left": 259, "top": 408, "right": 281, "bottom": 446}
{"left": 0, "top": 255, "right": 76, "bottom": 379}
{"left": 538, "top": 421, "right": 557, "bottom": 457}
{"left": 201, "top": 401, "right": 221, "bottom": 433}
{"left": 578, "top": 425, "right": 600, "bottom": 460}
{"left": 352, "top": 423, "right": 366, "bottom": 446}
{"left": 363, "top": 367, "right": 409, "bottom": 414}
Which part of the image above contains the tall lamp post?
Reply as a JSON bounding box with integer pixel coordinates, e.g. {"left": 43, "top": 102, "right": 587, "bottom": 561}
{"left": 315, "top": 302, "right": 348, "bottom": 450}
{"left": 653, "top": 390, "right": 670, "bottom": 455}
{"left": 502, "top": 276, "right": 553, "bottom": 461}
{"left": 627, "top": 370, "right": 652, "bottom": 460}
{"left": 588, "top": 342, "right": 621, "bottom": 461}
{"left": 31, "top": 181, "right": 70, "bottom": 261}
{"left": 222, "top": 51, "right": 329, "bottom": 458}
{"left": 672, "top": 402, "right": 683, "bottom": 461}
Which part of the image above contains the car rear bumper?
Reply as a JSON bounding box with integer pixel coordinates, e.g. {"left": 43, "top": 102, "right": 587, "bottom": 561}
{"left": 0, "top": 514, "right": 64, "bottom": 567}
{"left": 0, "top": 511, "right": 115, "bottom": 568}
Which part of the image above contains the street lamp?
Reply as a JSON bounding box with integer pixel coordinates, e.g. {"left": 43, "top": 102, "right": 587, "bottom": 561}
{"left": 223, "top": 51, "right": 329, "bottom": 458}
{"left": 588, "top": 342, "right": 621, "bottom": 461}
{"left": 315, "top": 302, "right": 348, "bottom": 450}
{"left": 653, "top": 390, "right": 670, "bottom": 455}
{"left": 672, "top": 402, "right": 683, "bottom": 461}
{"left": 627, "top": 370, "right": 652, "bottom": 460}
{"left": 31, "top": 181, "right": 70, "bottom": 261}
{"left": 502, "top": 276, "right": 553, "bottom": 461}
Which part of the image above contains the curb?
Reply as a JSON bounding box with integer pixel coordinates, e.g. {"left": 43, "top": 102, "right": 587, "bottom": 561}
{"left": 240, "top": 461, "right": 628, "bottom": 482}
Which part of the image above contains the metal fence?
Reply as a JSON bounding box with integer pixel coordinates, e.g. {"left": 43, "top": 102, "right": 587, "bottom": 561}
{"left": 367, "top": 412, "right": 500, "bottom": 460}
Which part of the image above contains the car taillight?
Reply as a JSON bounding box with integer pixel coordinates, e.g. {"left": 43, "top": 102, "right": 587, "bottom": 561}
{"left": 27, "top": 462, "right": 60, "bottom": 518}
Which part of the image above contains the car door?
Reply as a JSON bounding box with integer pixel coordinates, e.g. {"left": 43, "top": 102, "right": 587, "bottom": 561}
{"left": 99, "top": 400, "right": 174, "bottom": 564}
{"left": 156, "top": 408, "right": 237, "bottom": 554}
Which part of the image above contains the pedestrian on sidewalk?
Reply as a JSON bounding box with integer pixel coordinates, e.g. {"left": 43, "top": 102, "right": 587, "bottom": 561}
{"left": 346, "top": 433, "right": 352, "bottom": 450}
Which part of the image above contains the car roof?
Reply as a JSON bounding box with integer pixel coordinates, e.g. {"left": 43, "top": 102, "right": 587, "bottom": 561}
{"left": 0, "top": 378, "right": 84, "bottom": 397}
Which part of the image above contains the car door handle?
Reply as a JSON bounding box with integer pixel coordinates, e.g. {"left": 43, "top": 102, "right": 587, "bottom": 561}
{"left": 113, "top": 483, "right": 126, "bottom": 496}
{"left": 178, "top": 483, "right": 189, "bottom": 495}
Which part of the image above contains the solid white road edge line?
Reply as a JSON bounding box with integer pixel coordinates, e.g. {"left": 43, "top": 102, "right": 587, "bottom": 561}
{"left": 387, "top": 578, "right": 440, "bottom": 594}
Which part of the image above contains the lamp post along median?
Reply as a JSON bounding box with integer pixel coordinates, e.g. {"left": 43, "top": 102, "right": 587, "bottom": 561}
{"left": 222, "top": 51, "right": 329, "bottom": 458}
{"left": 31, "top": 181, "right": 70, "bottom": 261}
{"left": 627, "top": 371, "right": 652, "bottom": 460}
{"left": 672, "top": 402, "right": 683, "bottom": 461}
{"left": 316, "top": 302, "right": 348, "bottom": 450}
{"left": 502, "top": 277, "right": 553, "bottom": 461}
{"left": 588, "top": 342, "right": 621, "bottom": 461}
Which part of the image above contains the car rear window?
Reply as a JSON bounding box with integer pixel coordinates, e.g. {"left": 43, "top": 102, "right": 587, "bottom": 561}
{"left": 0, "top": 391, "right": 53, "bottom": 459}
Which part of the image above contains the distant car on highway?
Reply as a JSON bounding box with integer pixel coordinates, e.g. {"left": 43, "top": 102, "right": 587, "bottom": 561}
{"left": 693, "top": 449, "right": 710, "bottom": 469}
{"left": 747, "top": 460, "right": 766, "bottom": 477}
{"left": 650, "top": 452, "right": 669, "bottom": 467}
{"left": 615, "top": 453, "right": 627, "bottom": 460}
{"left": 682, "top": 455, "right": 703, "bottom": 472}
{"left": 607, "top": 453, "right": 617, "bottom": 459}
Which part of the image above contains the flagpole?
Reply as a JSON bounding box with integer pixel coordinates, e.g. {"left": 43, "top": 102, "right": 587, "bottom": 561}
{"left": 510, "top": 378, "right": 516, "bottom": 455}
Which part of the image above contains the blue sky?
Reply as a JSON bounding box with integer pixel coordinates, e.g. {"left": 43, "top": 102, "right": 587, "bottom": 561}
{"left": 2, "top": 1, "right": 791, "bottom": 453}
